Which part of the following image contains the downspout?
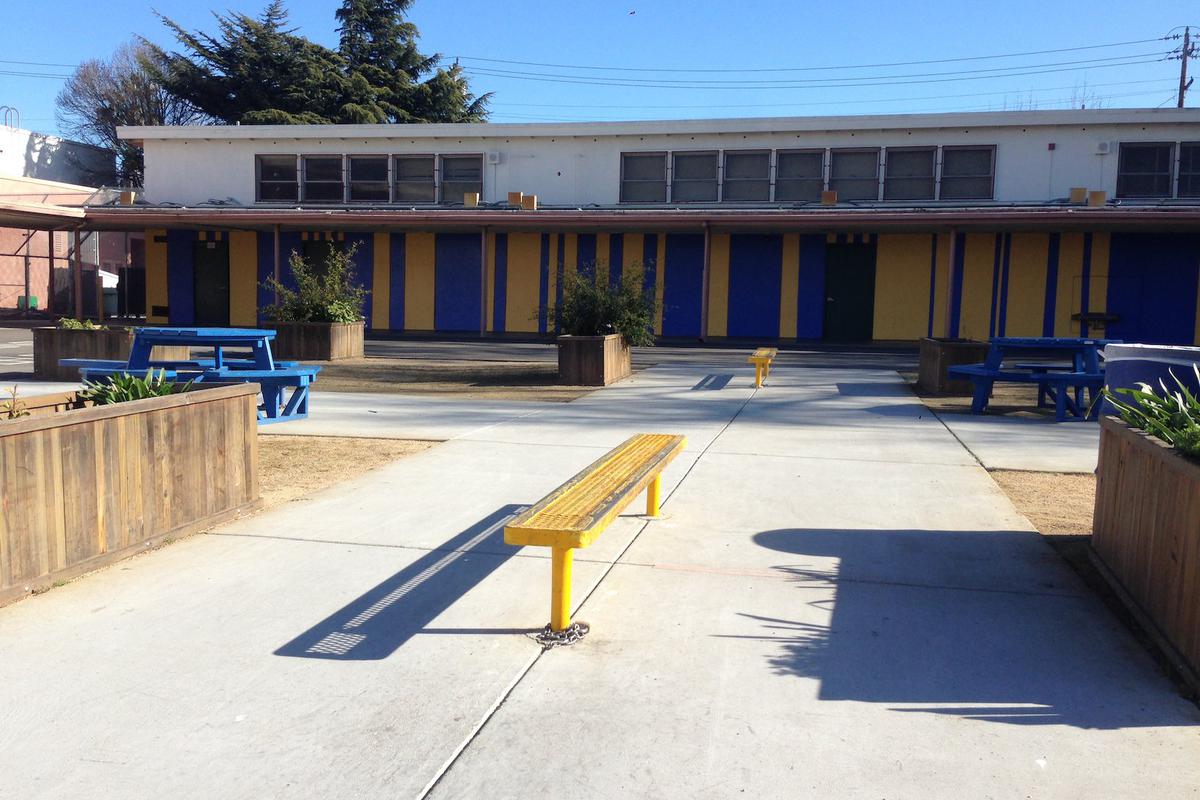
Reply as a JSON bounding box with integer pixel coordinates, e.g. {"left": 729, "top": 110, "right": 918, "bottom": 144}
{"left": 700, "top": 221, "right": 711, "bottom": 341}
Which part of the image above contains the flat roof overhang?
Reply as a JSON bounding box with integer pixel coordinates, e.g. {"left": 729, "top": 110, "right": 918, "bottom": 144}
{"left": 80, "top": 205, "right": 1200, "bottom": 234}
{"left": 0, "top": 201, "right": 86, "bottom": 229}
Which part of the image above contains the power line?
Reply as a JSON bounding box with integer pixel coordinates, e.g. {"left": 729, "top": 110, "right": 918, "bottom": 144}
{"left": 465, "top": 55, "right": 1170, "bottom": 91}
{"left": 0, "top": 58, "right": 78, "bottom": 68}
{"left": 453, "top": 36, "right": 1172, "bottom": 74}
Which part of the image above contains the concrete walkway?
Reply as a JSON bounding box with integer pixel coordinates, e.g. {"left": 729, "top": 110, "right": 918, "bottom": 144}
{"left": 936, "top": 412, "right": 1102, "bottom": 473}
{"left": 1, "top": 364, "right": 1196, "bottom": 799}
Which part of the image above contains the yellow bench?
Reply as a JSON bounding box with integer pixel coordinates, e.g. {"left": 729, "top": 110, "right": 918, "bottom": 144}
{"left": 748, "top": 347, "right": 778, "bottom": 387}
{"left": 505, "top": 433, "right": 687, "bottom": 631}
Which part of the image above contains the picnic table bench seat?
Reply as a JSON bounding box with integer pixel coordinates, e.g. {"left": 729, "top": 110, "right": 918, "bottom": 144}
{"left": 748, "top": 347, "right": 778, "bottom": 388}
{"left": 948, "top": 363, "right": 1105, "bottom": 421}
{"left": 505, "top": 432, "right": 686, "bottom": 631}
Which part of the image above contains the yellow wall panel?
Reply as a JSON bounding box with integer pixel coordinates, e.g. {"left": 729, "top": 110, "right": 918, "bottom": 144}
{"left": 1003, "top": 233, "right": 1048, "bottom": 337}
{"left": 779, "top": 234, "right": 800, "bottom": 340}
{"left": 707, "top": 233, "right": 730, "bottom": 337}
{"left": 371, "top": 231, "right": 390, "bottom": 331}
{"left": 404, "top": 232, "right": 436, "bottom": 331}
{"left": 547, "top": 234, "right": 559, "bottom": 315}
{"left": 959, "top": 233, "right": 997, "bottom": 340}
{"left": 1089, "top": 231, "right": 1109, "bottom": 315}
{"left": 505, "top": 233, "right": 542, "bottom": 333}
{"left": 931, "top": 233, "right": 952, "bottom": 337}
{"left": 873, "top": 234, "right": 931, "bottom": 340}
{"left": 1055, "top": 233, "right": 1084, "bottom": 337}
{"left": 228, "top": 231, "right": 258, "bottom": 327}
{"left": 622, "top": 233, "right": 643, "bottom": 285}
{"left": 654, "top": 234, "right": 666, "bottom": 335}
{"left": 563, "top": 233, "right": 578, "bottom": 279}
{"left": 144, "top": 228, "right": 168, "bottom": 324}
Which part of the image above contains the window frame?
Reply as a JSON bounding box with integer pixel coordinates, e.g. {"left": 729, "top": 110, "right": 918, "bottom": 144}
{"left": 390, "top": 154, "right": 437, "bottom": 205}
{"left": 1115, "top": 141, "right": 1176, "bottom": 199}
{"left": 438, "top": 153, "right": 484, "bottom": 205}
{"left": 300, "top": 154, "right": 346, "bottom": 204}
{"left": 346, "top": 154, "right": 391, "bottom": 204}
{"left": 1177, "top": 141, "right": 1200, "bottom": 198}
{"left": 883, "top": 146, "right": 937, "bottom": 202}
{"left": 773, "top": 148, "right": 826, "bottom": 203}
{"left": 829, "top": 147, "right": 881, "bottom": 202}
{"left": 721, "top": 149, "right": 771, "bottom": 202}
{"left": 619, "top": 151, "right": 668, "bottom": 203}
{"left": 670, "top": 150, "right": 719, "bottom": 204}
{"left": 938, "top": 145, "right": 996, "bottom": 201}
{"left": 255, "top": 154, "right": 299, "bottom": 203}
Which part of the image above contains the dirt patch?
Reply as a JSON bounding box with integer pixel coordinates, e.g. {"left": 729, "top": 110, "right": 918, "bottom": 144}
{"left": 990, "top": 470, "right": 1095, "bottom": 536}
{"left": 258, "top": 434, "right": 434, "bottom": 508}
{"left": 309, "top": 357, "right": 594, "bottom": 402}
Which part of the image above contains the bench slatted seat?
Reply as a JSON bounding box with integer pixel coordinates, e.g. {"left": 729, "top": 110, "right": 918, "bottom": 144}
{"left": 748, "top": 347, "right": 778, "bottom": 388}
{"left": 506, "top": 432, "right": 686, "bottom": 631}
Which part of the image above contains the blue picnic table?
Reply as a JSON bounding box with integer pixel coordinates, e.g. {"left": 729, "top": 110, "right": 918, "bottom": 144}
{"left": 948, "top": 336, "right": 1120, "bottom": 422}
{"left": 61, "top": 327, "right": 320, "bottom": 425}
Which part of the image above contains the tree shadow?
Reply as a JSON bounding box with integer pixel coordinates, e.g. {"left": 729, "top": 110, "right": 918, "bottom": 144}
{"left": 275, "top": 504, "right": 526, "bottom": 661}
{"left": 735, "top": 527, "right": 1200, "bottom": 729}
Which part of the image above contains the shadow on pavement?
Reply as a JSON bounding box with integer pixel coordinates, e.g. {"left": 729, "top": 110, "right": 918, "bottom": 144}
{"left": 275, "top": 504, "right": 525, "bottom": 661}
{"left": 738, "top": 527, "right": 1200, "bottom": 729}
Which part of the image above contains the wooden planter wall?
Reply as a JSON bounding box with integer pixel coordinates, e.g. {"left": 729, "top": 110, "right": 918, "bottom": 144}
{"left": 1092, "top": 416, "right": 1200, "bottom": 691}
{"left": 0, "top": 383, "right": 261, "bottom": 606}
{"left": 270, "top": 321, "right": 365, "bottom": 361}
{"left": 33, "top": 328, "right": 191, "bottom": 381}
{"left": 916, "top": 337, "right": 990, "bottom": 395}
{"left": 557, "top": 334, "right": 632, "bottom": 386}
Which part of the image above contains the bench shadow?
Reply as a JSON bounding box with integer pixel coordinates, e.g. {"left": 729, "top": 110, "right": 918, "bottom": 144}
{"left": 275, "top": 504, "right": 525, "bottom": 661}
{"left": 691, "top": 374, "right": 734, "bottom": 391}
{"left": 733, "top": 527, "right": 1200, "bottom": 729}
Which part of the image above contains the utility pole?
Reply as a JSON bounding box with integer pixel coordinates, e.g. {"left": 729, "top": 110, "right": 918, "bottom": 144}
{"left": 1179, "top": 26, "right": 1194, "bottom": 108}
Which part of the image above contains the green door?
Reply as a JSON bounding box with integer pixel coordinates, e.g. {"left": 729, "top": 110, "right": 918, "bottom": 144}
{"left": 193, "top": 241, "right": 230, "bottom": 326}
{"left": 823, "top": 242, "right": 876, "bottom": 341}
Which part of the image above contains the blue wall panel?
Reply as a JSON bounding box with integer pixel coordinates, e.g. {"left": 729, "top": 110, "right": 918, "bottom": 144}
{"left": 390, "top": 232, "right": 406, "bottom": 331}
{"left": 727, "top": 234, "right": 783, "bottom": 339}
{"left": 1107, "top": 233, "right": 1200, "bottom": 345}
{"left": 344, "top": 233, "right": 373, "bottom": 329}
{"left": 662, "top": 234, "right": 704, "bottom": 337}
{"left": 796, "top": 234, "right": 826, "bottom": 340}
{"left": 435, "top": 233, "right": 482, "bottom": 332}
{"left": 166, "top": 229, "right": 195, "bottom": 325}
{"left": 493, "top": 233, "right": 508, "bottom": 333}
{"left": 609, "top": 234, "right": 624, "bottom": 289}
{"left": 577, "top": 234, "right": 596, "bottom": 280}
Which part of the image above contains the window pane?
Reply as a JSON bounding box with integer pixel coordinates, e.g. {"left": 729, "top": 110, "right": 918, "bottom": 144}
{"left": 775, "top": 178, "right": 822, "bottom": 202}
{"left": 777, "top": 151, "right": 822, "bottom": 179}
{"left": 1179, "top": 143, "right": 1200, "bottom": 173}
{"left": 725, "top": 152, "right": 768, "bottom": 180}
{"left": 673, "top": 153, "right": 717, "bottom": 180}
{"left": 394, "top": 156, "right": 434, "bottom": 181}
{"left": 442, "top": 155, "right": 482, "bottom": 182}
{"left": 1120, "top": 143, "right": 1171, "bottom": 174}
{"left": 1117, "top": 143, "right": 1173, "bottom": 198}
{"left": 258, "top": 181, "right": 296, "bottom": 202}
{"left": 304, "top": 181, "right": 343, "bottom": 202}
{"left": 887, "top": 149, "right": 934, "bottom": 179}
{"left": 831, "top": 150, "right": 879, "bottom": 180}
{"left": 350, "top": 182, "right": 389, "bottom": 202}
{"left": 350, "top": 156, "right": 388, "bottom": 182}
{"left": 1179, "top": 175, "right": 1200, "bottom": 198}
{"left": 673, "top": 179, "right": 717, "bottom": 202}
{"left": 940, "top": 176, "right": 993, "bottom": 200}
{"left": 621, "top": 180, "right": 666, "bottom": 203}
{"left": 622, "top": 153, "right": 665, "bottom": 181}
{"left": 395, "top": 181, "right": 436, "bottom": 203}
{"left": 942, "top": 148, "right": 993, "bottom": 177}
{"left": 443, "top": 181, "right": 481, "bottom": 203}
{"left": 723, "top": 179, "right": 769, "bottom": 201}
{"left": 258, "top": 155, "right": 296, "bottom": 182}
{"left": 885, "top": 177, "right": 934, "bottom": 201}
{"left": 303, "top": 157, "right": 342, "bottom": 182}
{"left": 831, "top": 179, "right": 878, "bottom": 201}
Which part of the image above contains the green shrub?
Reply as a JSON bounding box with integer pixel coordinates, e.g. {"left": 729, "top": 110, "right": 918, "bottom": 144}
{"left": 57, "top": 317, "right": 105, "bottom": 330}
{"left": 2, "top": 385, "right": 29, "bottom": 419}
{"left": 1102, "top": 364, "right": 1200, "bottom": 461}
{"left": 260, "top": 243, "right": 369, "bottom": 324}
{"left": 78, "top": 369, "right": 187, "bottom": 405}
{"left": 546, "top": 264, "right": 657, "bottom": 347}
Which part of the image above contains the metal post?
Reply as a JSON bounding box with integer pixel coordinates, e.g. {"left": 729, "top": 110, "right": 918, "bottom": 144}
{"left": 22, "top": 228, "right": 30, "bottom": 314}
{"left": 646, "top": 474, "right": 662, "bottom": 517}
{"left": 46, "top": 231, "right": 55, "bottom": 316}
{"left": 550, "top": 546, "right": 574, "bottom": 631}
{"left": 73, "top": 229, "right": 83, "bottom": 320}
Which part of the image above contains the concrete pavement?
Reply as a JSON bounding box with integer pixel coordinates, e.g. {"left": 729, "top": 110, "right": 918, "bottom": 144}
{"left": 0, "top": 363, "right": 1195, "bottom": 799}
{"left": 936, "top": 411, "right": 1102, "bottom": 473}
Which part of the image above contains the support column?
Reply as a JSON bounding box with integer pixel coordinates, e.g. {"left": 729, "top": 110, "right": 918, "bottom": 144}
{"left": 646, "top": 474, "right": 662, "bottom": 517}
{"left": 73, "top": 229, "right": 83, "bottom": 320}
{"left": 550, "top": 546, "right": 574, "bottom": 631}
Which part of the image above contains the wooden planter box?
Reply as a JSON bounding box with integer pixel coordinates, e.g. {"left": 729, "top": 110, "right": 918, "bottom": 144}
{"left": 33, "top": 327, "right": 191, "bottom": 381}
{"left": 917, "top": 337, "right": 989, "bottom": 394}
{"left": 0, "top": 383, "right": 261, "bottom": 607}
{"left": 270, "top": 321, "right": 364, "bottom": 361}
{"left": 557, "top": 334, "right": 632, "bottom": 386}
{"left": 1092, "top": 416, "right": 1200, "bottom": 693}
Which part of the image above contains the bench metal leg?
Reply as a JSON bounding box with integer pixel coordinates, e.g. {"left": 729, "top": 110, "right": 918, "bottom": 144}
{"left": 551, "top": 546, "right": 574, "bottom": 632}
{"left": 646, "top": 474, "right": 662, "bottom": 517}
{"left": 754, "top": 363, "right": 764, "bottom": 388}
{"left": 970, "top": 379, "right": 993, "bottom": 414}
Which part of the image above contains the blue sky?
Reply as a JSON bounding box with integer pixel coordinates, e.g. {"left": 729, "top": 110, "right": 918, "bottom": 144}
{"left": 2, "top": 0, "right": 1196, "bottom": 136}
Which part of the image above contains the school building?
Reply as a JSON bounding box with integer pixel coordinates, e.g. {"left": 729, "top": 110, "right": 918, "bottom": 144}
{"left": 77, "top": 109, "right": 1200, "bottom": 344}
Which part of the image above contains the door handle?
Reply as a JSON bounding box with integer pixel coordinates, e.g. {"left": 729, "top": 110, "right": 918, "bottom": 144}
{"left": 826, "top": 297, "right": 834, "bottom": 302}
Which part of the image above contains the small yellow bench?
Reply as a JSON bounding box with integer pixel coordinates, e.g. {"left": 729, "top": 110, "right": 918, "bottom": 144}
{"left": 505, "top": 433, "right": 687, "bottom": 631}
{"left": 748, "top": 347, "right": 778, "bottom": 387}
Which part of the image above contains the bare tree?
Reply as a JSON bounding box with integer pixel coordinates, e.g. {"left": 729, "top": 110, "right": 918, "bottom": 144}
{"left": 56, "top": 41, "right": 205, "bottom": 187}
